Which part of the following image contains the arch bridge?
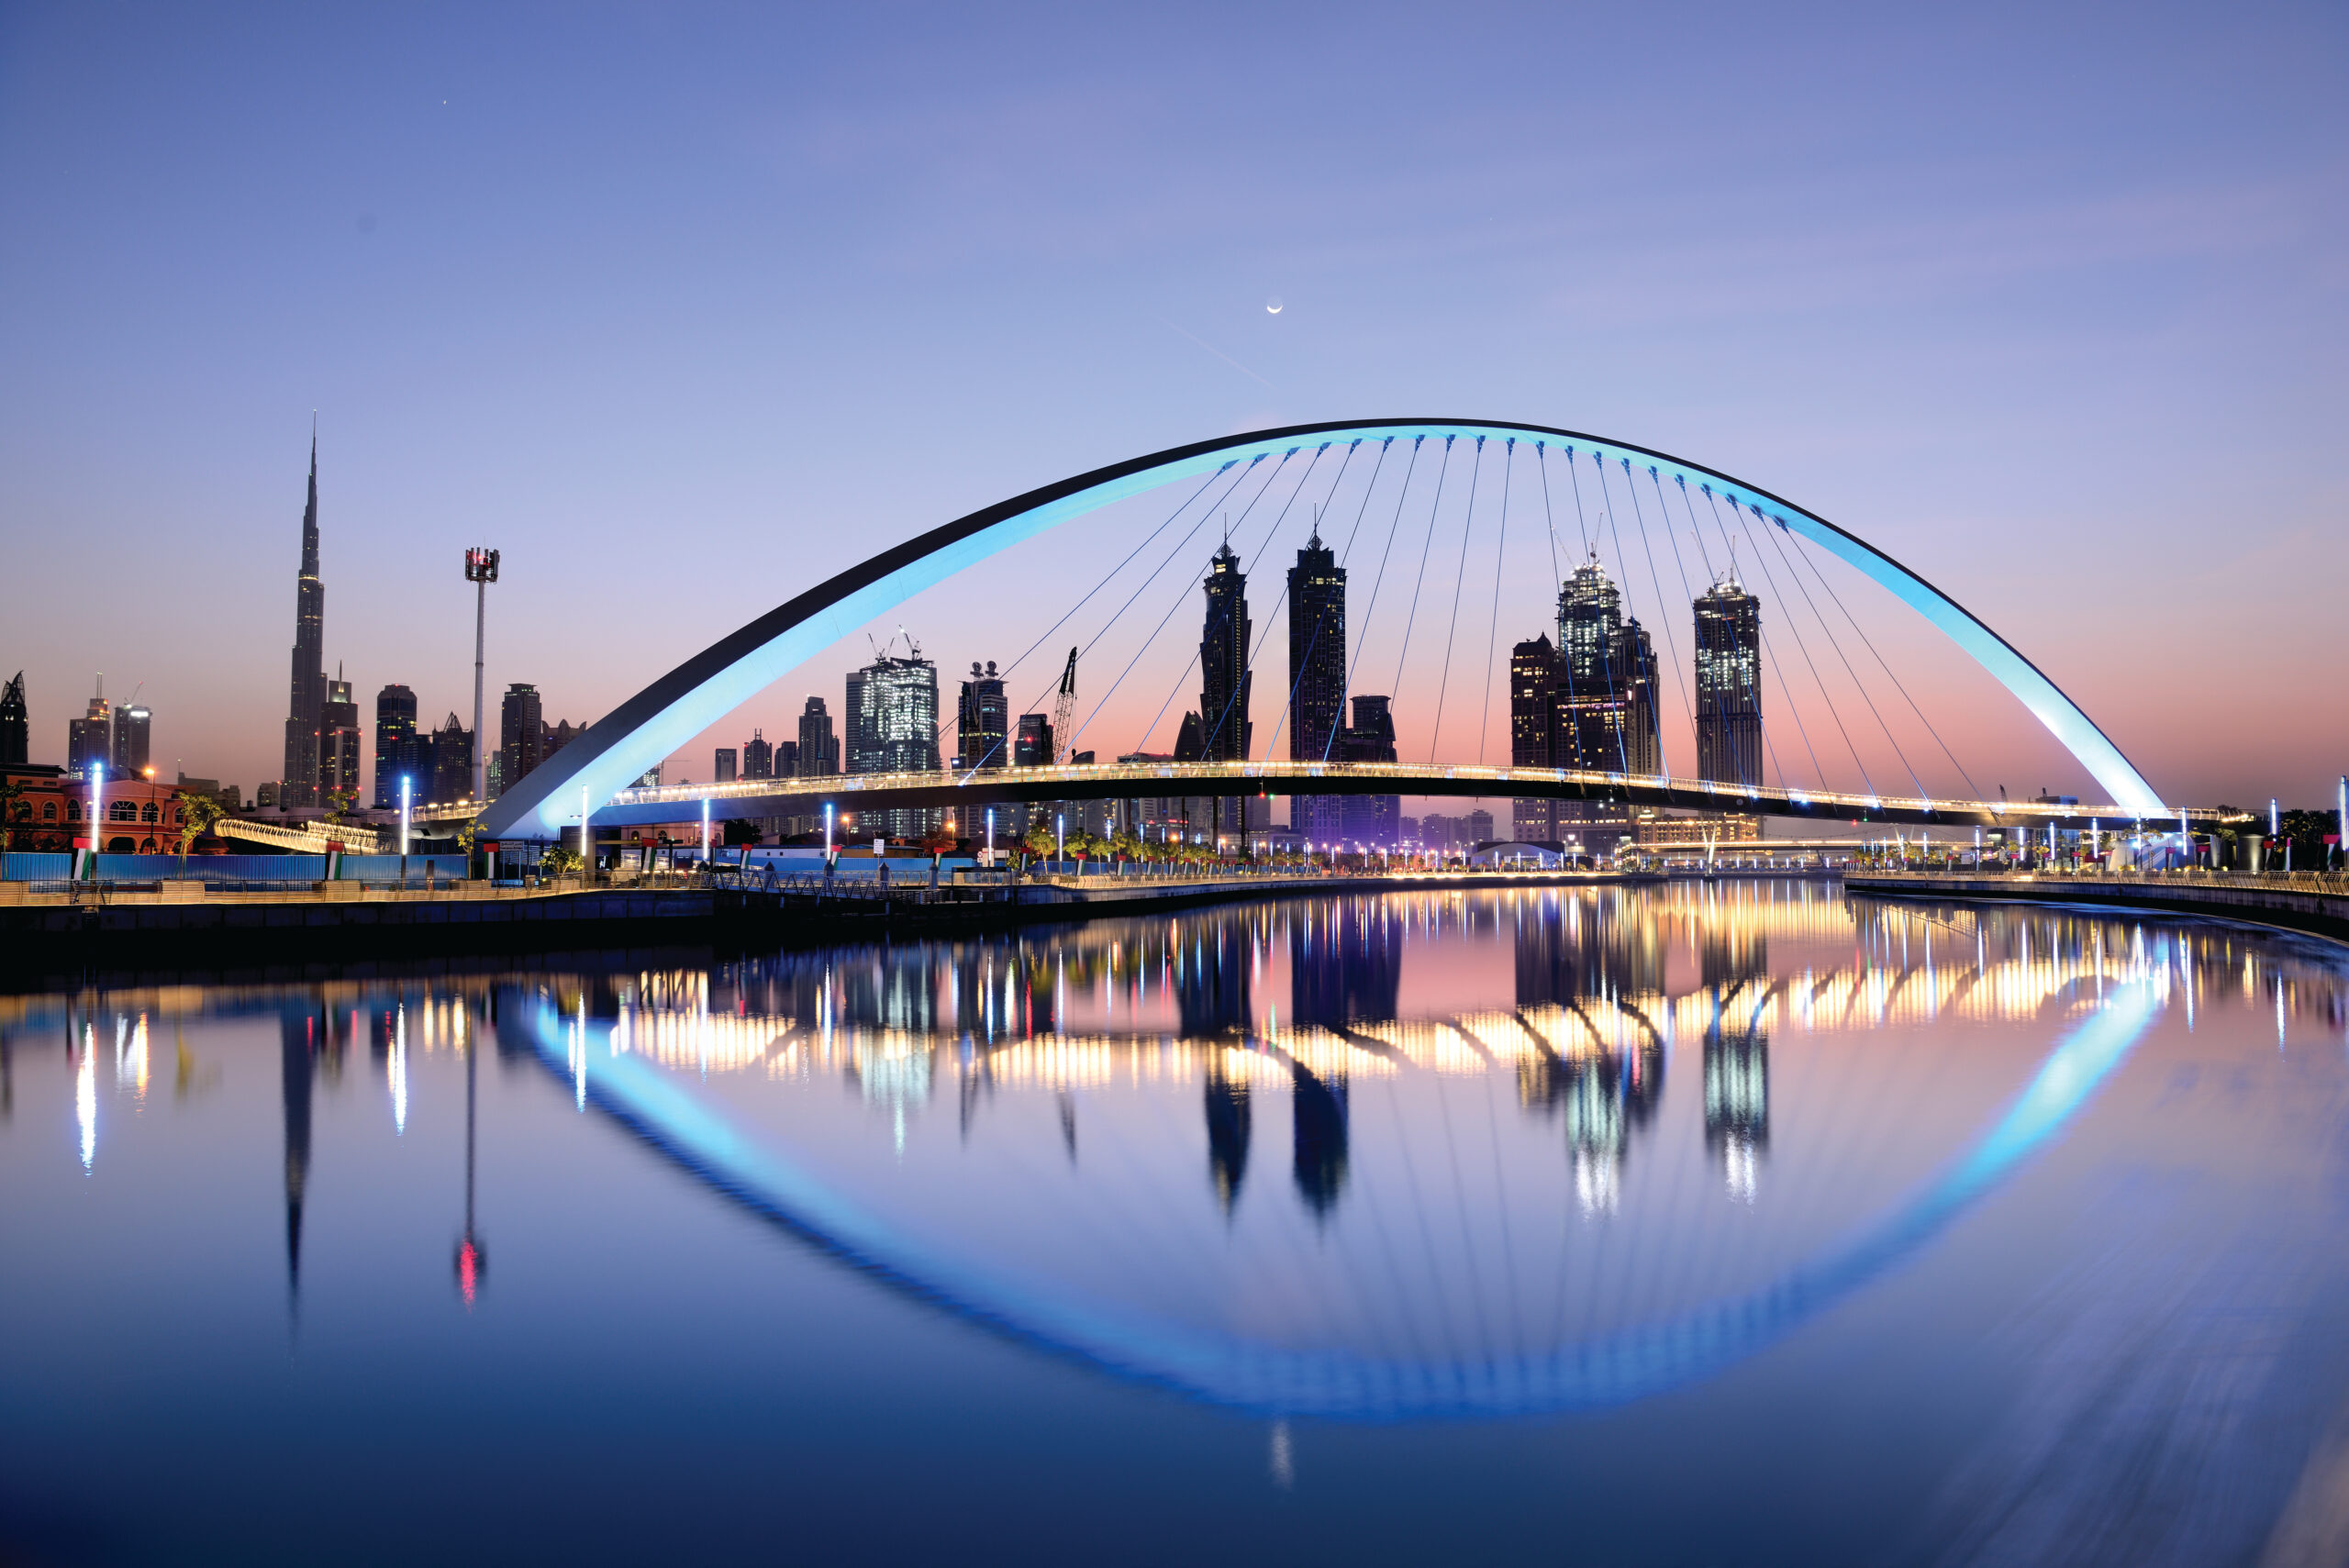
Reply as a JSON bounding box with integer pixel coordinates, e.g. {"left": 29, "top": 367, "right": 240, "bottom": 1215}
{"left": 470, "top": 418, "right": 2184, "bottom": 843}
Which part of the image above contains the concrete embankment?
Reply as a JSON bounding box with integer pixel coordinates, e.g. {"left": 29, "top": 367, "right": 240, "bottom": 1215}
{"left": 0, "top": 868, "right": 1669, "bottom": 984}
{"left": 1845, "top": 871, "right": 2349, "bottom": 945}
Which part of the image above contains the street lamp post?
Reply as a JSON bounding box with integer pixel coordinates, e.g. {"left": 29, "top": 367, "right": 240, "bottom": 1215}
{"left": 399, "top": 774, "right": 412, "bottom": 870}
{"left": 464, "top": 548, "right": 499, "bottom": 805}
{"left": 700, "top": 797, "right": 710, "bottom": 869}
{"left": 86, "top": 761, "right": 104, "bottom": 879}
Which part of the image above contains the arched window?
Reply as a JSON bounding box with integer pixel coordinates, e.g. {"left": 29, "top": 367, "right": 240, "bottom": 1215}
{"left": 109, "top": 800, "right": 137, "bottom": 822}
{"left": 66, "top": 801, "right": 81, "bottom": 821}
{"left": 140, "top": 803, "right": 160, "bottom": 823}
{"left": 42, "top": 801, "right": 58, "bottom": 820}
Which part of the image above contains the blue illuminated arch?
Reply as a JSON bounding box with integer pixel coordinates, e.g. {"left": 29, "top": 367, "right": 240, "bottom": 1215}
{"left": 522, "top": 981, "right": 2159, "bottom": 1419}
{"left": 478, "top": 419, "right": 2165, "bottom": 840}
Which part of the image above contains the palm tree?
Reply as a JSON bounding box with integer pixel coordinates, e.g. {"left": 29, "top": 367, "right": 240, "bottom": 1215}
{"left": 176, "top": 793, "right": 227, "bottom": 866}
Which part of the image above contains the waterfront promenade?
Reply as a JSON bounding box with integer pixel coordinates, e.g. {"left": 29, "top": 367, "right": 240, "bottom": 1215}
{"left": 0, "top": 862, "right": 1691, "bottom": 981}
{"left": 1846, "top": 868, "right": 2349, "bottom": 945}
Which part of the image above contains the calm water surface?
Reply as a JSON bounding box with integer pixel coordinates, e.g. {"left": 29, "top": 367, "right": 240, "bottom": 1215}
{"left": 5, "top": 881, "right": 2348, "bottom": 1566}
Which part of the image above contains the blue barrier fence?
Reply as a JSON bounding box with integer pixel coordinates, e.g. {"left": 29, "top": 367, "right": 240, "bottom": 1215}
{"left": 3, "top": 852, "right": 470, "bottom": 883}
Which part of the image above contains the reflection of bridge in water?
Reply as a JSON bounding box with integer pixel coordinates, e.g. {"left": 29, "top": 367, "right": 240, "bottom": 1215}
{"left": 12, "top": 884, "right": 2344, "bottom": 1419}
{"left": 600, "top": 884, "right": 2174, "bottom": 1218}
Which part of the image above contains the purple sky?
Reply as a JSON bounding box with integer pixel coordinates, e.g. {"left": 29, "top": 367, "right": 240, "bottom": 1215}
{"left": 2, "top": 3, "right": 2342, "bottom": 810}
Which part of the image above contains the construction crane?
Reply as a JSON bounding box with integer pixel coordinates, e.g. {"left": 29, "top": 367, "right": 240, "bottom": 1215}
{"left": 1051, "top": 647, "right": 1078, "bottom": 762}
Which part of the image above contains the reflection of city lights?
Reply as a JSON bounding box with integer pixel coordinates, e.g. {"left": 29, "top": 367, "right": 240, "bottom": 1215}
{"left": 390, "top": 1005, "right": 408, "bottom": 1134}
{"left": 76, "top": 1022, "right": 96, "bottom": 1171}
{"left": 456, "top": 1236, "right": 482, "bottom": 1309}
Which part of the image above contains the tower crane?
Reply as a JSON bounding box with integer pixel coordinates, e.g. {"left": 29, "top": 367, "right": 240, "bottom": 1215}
{"left": 1052, "top": 647, "right": 1078, "bottom": 763}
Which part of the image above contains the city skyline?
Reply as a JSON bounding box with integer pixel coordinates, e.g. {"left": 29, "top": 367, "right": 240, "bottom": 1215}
{"left": 3, "top": 6, "right": 2342, "bottom": 813}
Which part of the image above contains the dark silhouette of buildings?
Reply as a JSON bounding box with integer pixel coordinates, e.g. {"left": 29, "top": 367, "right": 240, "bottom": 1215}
{"left": 67, "top": 678, "right": 109, "bottom": 777}
{"left": 281, "top": 436, "right": 327, "bottom": 808}
{"left": 320, "top": 671, "right": 360, "bottom": 807}
{"left": 1510, "top": 557, "right": 1664, "bottom": 841}
{"left": 1014, "top": 713, "right": 1053, "bottom": 767}
{"left": 373, "top": 684, "right": 417, "bottom": 807}
{"left": 0, "top": 672, "right": 25, "bottom": 765}
{"left": 428, "top": 714, "right": 472, "bottom": 804}
{"left": 112, "top": 700, "right": 150, "bottom": 779}
{"left": 1197, "top": 540, "right": 1252, "bottom": 845}
{"left": 796, "top": 697, "right": 840, "bottom": 775}
{"left": 1292, "top": 1065, "right": 1348, "bottom": 1218}
{"left": 1287, "top": 528, "right": 1347, "bottom": 844}
{"left": 281, "top": 1008, "right": 317, "bottom": 1299}
{"left": 713, "top": 747, "right": 738, "bottom": 784}
{"left": 1206, "top": 1066, "right": 1251, "bottom": 1215}
{"left": 742, "top": 729, "right": 773, "bottom": 780}
{"left": 1337, "top": 694, "right": 1399, "bottom": 845}
{"left": 1290, "top": 897, "right": 1403, "bottom": 1029}
{"left": 1510, "top": 634, "right": 1560, "bottom": 841}
{"left": 1694, "top": 572, "right": 1763, "bottom": 787}
{"left": 497, "top": 683, "right": 543, "bottom": 797}
{"left": 956, "top": 662, "right": 1008, "bottom": 772}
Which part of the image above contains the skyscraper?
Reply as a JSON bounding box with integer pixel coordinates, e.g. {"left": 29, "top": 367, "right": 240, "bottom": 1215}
{"left": 1551, "top": 554, "right": 1662, "bottom": 825}
{"left": 67, "top": 678, "right": 109, "bottom": 778}
{"left": 1337, "top": 695, "right": 1399, "bottom": 846}
{"left": 848, "top": 639, "right": 941, "bottom": 840}
{"left": 1014, "top": 713, "right": 1053, "bottom": 766}
{"left": 373, "top": 684, "right": 417, "bottom": 808}
{"left": 796, "top": 697, "right": 839, "bottom": 776}
{"left": 742, "top": 729, "right": 773, "bottom": 780}
{"left": 713, "top": 747, "right": 738, "bottom": 784}
{"left": 1197, "top": 540, "right": 1252, "bottom": 845}
{"left": 1508, "top": 635, "right": 1558, "bottom": 842}
{"left": 112, "top": 701, "right": 151, "bottom": 779}
{"left": 281, "top": 435, "right": 326, "bottom": 808}
{"left": 955, "top": 662, "right": 1008, "bottom": 772}
{"left": 498, "top": 683, "right": 544, "bottom": 796}
{"left": 320, "top": 671, "right": 360, "bottom": 808}
{"left": 1694, "top": 573, "right": 1763, "bottom": 787}
{"left": 1287, "top": 529, "right": 1347, "bottom": 844}
{"left": 0, "top": 673, "right": 27, "bottom": 766}
{"left": 429, "top": 714, "right": 473, "bottom": 804}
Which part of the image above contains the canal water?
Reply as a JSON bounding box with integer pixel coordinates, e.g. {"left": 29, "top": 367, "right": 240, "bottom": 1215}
{"left": 3, "top": 881, "right": 2346, "bottom": 1566}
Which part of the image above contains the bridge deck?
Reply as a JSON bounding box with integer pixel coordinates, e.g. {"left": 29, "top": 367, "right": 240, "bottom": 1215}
{"left": 423, "top": 760, "right": 2227, "bottom": 836}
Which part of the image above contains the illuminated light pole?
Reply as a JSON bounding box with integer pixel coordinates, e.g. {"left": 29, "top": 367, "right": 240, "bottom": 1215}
{"left": 700, "top": 796, "right": 710, "bottom": 868}
{"left": 1055, "top": 811, "right": 1064, "bottom": 868}
{"left": 86, "top": 761, "right": 104, "bottom": 878}
{"left": 580, "top": 784, "right": 591, "bottom": 881}
{"left": 823, "top": 802, "right": 834, "bottom": 863}
{"left": 463, "top": 548, "right": 499, "bottom": 804}
{"left": 399, "top": 774, "right": 412, "bottom": 869}
{"left": 985, "top": 806, "right": 995, "bottom": 865}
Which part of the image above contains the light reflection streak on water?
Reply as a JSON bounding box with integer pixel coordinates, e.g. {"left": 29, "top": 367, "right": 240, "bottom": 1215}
{"left": 390, "top": 1005, "right": 407, "bottom": 1134}
{"left": 76, "top": 1021, "right": 95, "bottom": 1171}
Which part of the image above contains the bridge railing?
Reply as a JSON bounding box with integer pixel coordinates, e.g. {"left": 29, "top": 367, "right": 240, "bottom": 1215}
{"left": 590, "top": 759, "right": 2196, "bottom": 828}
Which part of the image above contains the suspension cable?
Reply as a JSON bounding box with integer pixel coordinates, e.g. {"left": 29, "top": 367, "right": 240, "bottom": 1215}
{"left": 1386, "top": 436, "right": 1457, "bottom": 701}
{"left": 1745, "top": 496, "right": 1900, "bottom": 801}
{"left": 1193, "top": 441, "right": 1359, "bottom": 758}
{"left": 1475, "top": 439, "right": 1515, "bottom": 764}
{"left": 1687, "top": 478, "right": 1824, "bottom": 789}
{"left": 1598, "top": 450, "right": 1692, "bottom": 774}
{"left": 1781, "top": 516, "right": 1984, "bottom": 801}
{"left": 1427, "top": 437, "right": 1488, "bottom": 762}
{"left": 949, "top": 461, "right": 1243, "bottom": 771}
{"left": 1563, "top": 446, "right": 1633, "bottom": 777}
{"left": 958, "top": 455, "right": 1262, "bottom": 774}
{"left": 1751, "top": 500, "right": 1930, "bottom": 801}
{"left": 1099, "top": 449, "right": 1300, "bottom": 758}
{"left": 1654, "top": 466, "right": 1787, "bottom": 792}
{"left": 1335, "top": 437, "right": 1425, "bottom": 758}
{"left": 1262, "top": 438, "right": 1393, "bottom": 762}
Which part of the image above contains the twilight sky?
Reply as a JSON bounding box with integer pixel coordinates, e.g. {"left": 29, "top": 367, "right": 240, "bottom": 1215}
{"left": 2, "top": 2, "right": 2342, "bottom": 810}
